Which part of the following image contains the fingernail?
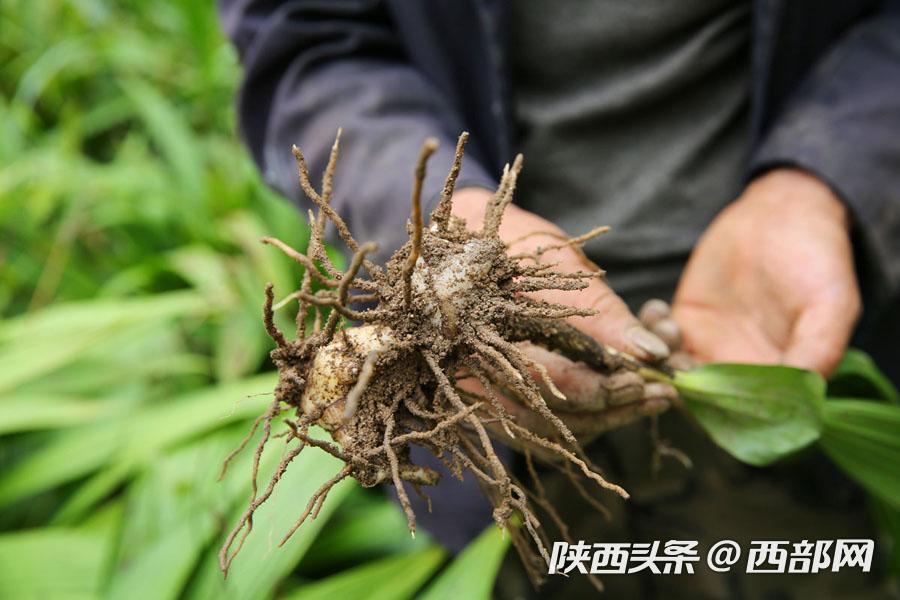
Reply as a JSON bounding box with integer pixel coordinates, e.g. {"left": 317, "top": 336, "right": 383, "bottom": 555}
{"left": 642, "top": 382, "right": 678, "bottom": 403}
{"left": 650, "top": 318, "right": 682, "bottom": 351}
{"left": 638, "top": 397, "right": 671, "bottom": 418}
{"left": 627, "top": 326, "right": 670, "bottom": 361}
{"left": 638, "top": 299, "right": 671, "bottom": 328}
{"left": 668, "top": 351, "right": 698, "bottom": 371}
{"left": 606, "top": 371, "right": 644, "bottom": 406}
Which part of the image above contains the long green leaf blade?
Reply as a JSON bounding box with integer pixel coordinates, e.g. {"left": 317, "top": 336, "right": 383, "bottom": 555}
{"left": 419, "top": 525, "right": 511, "bottom": 600}
{"left": 821, "top": 399, "right": 900, "bottom": 508}
{"left": 0, "top": 374, "right": 275, "bottom": 508}
{"left": 284, "top": 547, "right": 446, "bottom": 600}
{"left": 828, "top": 349, "right": 900, "bottom": 404}
{"left": 188, "top": 427, "right": 356, "bottom": 600}
{"left": 0, "top": 528, "right": 110, "bottom": 598}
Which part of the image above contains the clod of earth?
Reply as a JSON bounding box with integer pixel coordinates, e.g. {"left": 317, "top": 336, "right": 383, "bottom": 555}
{"left": 218, "top": 131, "right": 670, "bottom": 586}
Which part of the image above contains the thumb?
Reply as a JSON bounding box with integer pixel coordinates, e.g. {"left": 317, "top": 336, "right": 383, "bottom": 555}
{"left": 783, "top": 299, "right": 858, "bottom": 377}
{"left": 572, "top": 280, "right": 670, "bottom": 363}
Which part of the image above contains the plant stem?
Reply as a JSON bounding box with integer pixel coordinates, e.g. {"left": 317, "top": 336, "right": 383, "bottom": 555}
{"left": 638, "top": 367, "right": 676, "bottom": 385}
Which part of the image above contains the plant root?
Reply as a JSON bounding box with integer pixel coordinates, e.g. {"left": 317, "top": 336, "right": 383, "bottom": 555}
{"left": 219, "top": 132, "right": 648, "bottom": 585}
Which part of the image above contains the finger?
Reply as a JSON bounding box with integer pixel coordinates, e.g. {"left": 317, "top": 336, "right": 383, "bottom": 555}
{"left": 672, "top": 303, "right": 782, "bottom": 365}
{"left": 643, "top": 382, "right": 678, "bottom": 404}
{"left": 783, "top": 294, "right": 860, "bottom": 376}
{"left": 638, "top": 298, "right": 685, "bottom": 353}
{"left": 501, "top": 395, "right": 670, "bottom": 441}
{"left": 572, "top": 282, "right": 670, "bottom": 362}
{"left": 668, "top": 350, "right": 697, "bottom": 371}
{"left": 603, "top": 371, "right": 645, "bottom": 406}
{"left": 649, "top": 318, "right": 682, "bottom": 352}
{"left": 520, "top": 344, "right": 644, "bottom": 412}
{"left": 638, "top": 299, "right": 671, "bottom": 329}
{"left": 520, "top": 344, "right": 609, "bottom": 411}
{"left": 560, "top": 397, "right": 670, "bottom": 437}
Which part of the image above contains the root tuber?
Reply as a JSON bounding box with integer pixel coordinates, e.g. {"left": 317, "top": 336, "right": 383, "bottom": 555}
{"left": 219, "top": 130, "right": 667, "bottom": 586}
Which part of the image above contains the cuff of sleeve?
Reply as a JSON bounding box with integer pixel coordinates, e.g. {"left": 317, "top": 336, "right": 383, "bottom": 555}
{"left": 749, "top": 132, "right": 899, "bottom": 303}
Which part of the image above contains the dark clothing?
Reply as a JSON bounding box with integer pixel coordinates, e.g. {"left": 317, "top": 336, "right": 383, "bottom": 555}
{"left": 219, "top": 0, "right": 900, "bottom": 373}
{"left": 219, "top": 0, "right": 900, "bottom": 301}
{"left": 510, "top": 0, "right": 752, "bottom": 302}
{"left": 218, "top": 1, "right": 900, "bottom": 597}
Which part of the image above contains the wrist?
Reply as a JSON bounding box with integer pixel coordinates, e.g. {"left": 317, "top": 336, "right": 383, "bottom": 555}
{"left": 741, "top": 168, "right": 849, "bottom": 230}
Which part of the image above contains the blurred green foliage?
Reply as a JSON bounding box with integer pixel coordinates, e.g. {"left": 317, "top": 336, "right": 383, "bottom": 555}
{"left": 0, "top": 1, "right": 507, "bottom": 597}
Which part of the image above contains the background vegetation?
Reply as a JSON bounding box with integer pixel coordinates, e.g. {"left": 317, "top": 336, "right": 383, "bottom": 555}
{"left": 6, "top": 2, "right": 898, "bottom": 598}
{"left": 0, "top": 1, "right": 508, "bottom": 597}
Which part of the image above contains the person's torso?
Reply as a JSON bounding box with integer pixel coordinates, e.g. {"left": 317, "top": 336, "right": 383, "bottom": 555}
{"left": 509, "top": 0, "right": 752, "bottom": 305}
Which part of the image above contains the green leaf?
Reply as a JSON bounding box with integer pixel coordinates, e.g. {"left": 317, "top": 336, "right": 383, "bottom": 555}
{"left": 13, "top": 37, "right": 92, "bottom": 107}
{"left": 214, "top": 306, "right": 268, "bottom": 381}
{"left": 868, "top": 497, "right": 900, "bottom": 576}
{"left": 283, "top": 547, "right": 446, "bottom": 600}
{"left": 0, "top": 292, "right": 206, "bottom": 394}
{"left": 676, "top": 364, "right": 825, "bottom": 466}
{"left": 0, "top": 374, "right": 275, "bottom": 509}
{"left": 108, "top": 515, "right": 217, "bottom": 600}
{"left": 828, "top": 349, "right": 899, "bottom": 404}
{"left": 119, "top": 77, "right": 203, "bottom": 199}
{"left": 419, "top": 525, "right": 511, "bottom": 600}
{"left": 187, "top": 427, "right": 356, "bottom": 600}
{"left": 105, "top": 432, "right": 246, "bottom": 600}
{"left": 300, "top": 488, "right": 432, "bottom": 572}
{"left": 0, "top": 394, "right": 109, "bottom": 434}
{"left": 53, "top": 462, "right": 133, "bottom": 525}
{"left": 0, "top": 528, "right": 110, "bottom": 599}
{"left": 166, "top": 245, "right": 235, "bottom": 303}
{"left": 820, "top": 399, "right": 900, "bottom": 509}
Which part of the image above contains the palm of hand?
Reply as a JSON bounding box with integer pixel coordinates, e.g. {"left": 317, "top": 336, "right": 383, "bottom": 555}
{"left": 673, "top": 169, "right": 860, "bottom": 376}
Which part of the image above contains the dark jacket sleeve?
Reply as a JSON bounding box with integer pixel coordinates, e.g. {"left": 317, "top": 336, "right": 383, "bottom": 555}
{"left": 750, "top": 2, "right": 900, "bottom": 299}
{"left": 218, "top": 0, "right": 496, "bottom": 260}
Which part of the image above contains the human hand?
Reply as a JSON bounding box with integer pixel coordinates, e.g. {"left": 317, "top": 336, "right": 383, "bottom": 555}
{"left": 450, "top": 187, "right": 671, "bottom": 362}
{"left": 505, "top": 300, "right": 690, "bottom": 442}
{"left": 457, "top": 304, "right": 680, "bottom": 443}
{"left": 450, "top": 187, "right": 675, "bottom": 442}
{"left": 672, "top": 168, "right": 861, "bottom": 377}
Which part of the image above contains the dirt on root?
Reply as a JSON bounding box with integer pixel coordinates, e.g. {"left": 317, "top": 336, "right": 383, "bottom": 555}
{"left": 218, "top": 131, "right": 656, "bottom": 590}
